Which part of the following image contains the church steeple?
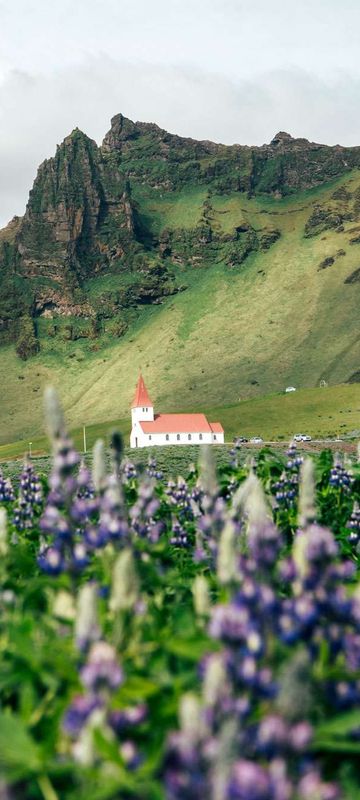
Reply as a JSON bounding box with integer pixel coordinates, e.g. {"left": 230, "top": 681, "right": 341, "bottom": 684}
{"left": 131, "top": 374, "right": 154, "bottom": 427}
{"left": 132, "top": 373, "right": 153, "bottom": 408}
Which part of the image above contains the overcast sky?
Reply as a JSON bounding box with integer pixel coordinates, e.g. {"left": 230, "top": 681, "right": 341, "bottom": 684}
{"left": 1, "top": 0, "right": 360, "bottom": 227}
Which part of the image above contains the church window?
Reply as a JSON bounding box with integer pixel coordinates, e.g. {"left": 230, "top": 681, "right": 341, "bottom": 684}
{"left": 142, "top": 407, "right": 145, "bottom": 412}
{"left": 199, "top": 433, "right": 203, "bottom": 441}
{"left": 188, "top": 434, "right": 192, "bottom": 441}
{"left": 149, "top": 435, "right": 152, "bottom": 440}
{"left": 177, "top": 434, "right": 180, "bottom": 441}
{"left": 214, "top": 435, "right": 217, "bottom": 441}
{"left": 166, "top": 434, "right": 169, "bottom": 441}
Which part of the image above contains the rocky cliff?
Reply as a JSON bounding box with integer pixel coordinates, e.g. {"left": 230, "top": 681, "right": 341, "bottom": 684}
{"left": 2, "top": 114, "right": 360, "bottom": 347}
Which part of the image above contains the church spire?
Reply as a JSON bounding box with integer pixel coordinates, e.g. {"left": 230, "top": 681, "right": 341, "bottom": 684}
{"left": 131, "top": 373, "right": 153, "bottom": 408}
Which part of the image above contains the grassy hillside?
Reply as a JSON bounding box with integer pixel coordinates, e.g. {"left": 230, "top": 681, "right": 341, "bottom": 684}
{"left": 2, "top": 170, "right": 360, "bottom": 444}
{"left": 1, "top": 383, "right": 359, "bottom": 461}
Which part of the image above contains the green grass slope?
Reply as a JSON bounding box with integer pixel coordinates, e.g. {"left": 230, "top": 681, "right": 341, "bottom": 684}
{"left": 2, "top": 172, "right": 360, "bottom": 444}
{"left": 1, "top": 384, "right": 359, "bottom": 461}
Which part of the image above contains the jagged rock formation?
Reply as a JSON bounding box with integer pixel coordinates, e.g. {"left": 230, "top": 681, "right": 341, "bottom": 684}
{"left": 2, "top": 114, "right": 360, "bottom": 346}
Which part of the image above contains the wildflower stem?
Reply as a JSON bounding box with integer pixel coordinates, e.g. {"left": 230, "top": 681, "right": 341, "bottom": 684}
{"left": 38, "top": 774, "right": 59, "bottom": 800}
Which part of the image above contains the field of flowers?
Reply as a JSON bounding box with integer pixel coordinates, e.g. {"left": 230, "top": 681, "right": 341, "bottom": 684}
{"left": 1, "top": 388, "right": 360, "bottom": 800}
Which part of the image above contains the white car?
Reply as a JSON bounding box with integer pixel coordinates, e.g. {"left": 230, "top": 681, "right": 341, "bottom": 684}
{"left": 302, "top": 435, "right": 312, "bottom": 442}
{"left": 250, "top": 436, "right": 263, "bottom": 444}
{"left": 293, "top": 434, "right": 311, "bottom": 442}
{"left": 285, "top": 386, "right": 296, "bottom": 393}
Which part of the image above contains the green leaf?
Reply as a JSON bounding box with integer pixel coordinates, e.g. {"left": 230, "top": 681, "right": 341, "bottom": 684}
{"left": 118, "top": 675, "right": 160, "bottom": 702}
{"left": 315, "top": 710, "right": 360, "bottom": 738}
{"left": 165, "top": 636, "right": 210, "bottom": 660}
{"left": 0, "top": 712, "right": 42, "bottom": 778}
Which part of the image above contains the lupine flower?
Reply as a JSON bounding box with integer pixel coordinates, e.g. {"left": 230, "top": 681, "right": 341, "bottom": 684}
{"left": 75, "top": 583, "right": 100, "bottom": 651}
{"left": 13, "top": 461, "right": 43, "bottom": 531}
{"left": 329, "top": 454, "right": 354, "bottom": 492}
{"left": 92, "top": 440, "right": 107, "bottom": 494}
{"left": 217, "top": 520, "right": 238, "bottom": 584}
{"left": 0, "top": 470, "right": 14, "bottom": 503}
{"left": 63, "top": 695, "right": 102, "bottom": 738}
{"left": 147, "top": 456, "right": 163, "bottom": 481}
{"left": 81, "top": 642, "right": 123, "bottom": 691}
{"left": 346, "top": 501, "right": 360, "bottom": 545}
{"left": 0, "top": 508, "right": 8, "bottom": 556}
{"left": 109, "top": 548, "right": 139, "bottom": 612}
{"left": 298, "top": 458, "right": 316, "bottom": 528}
{"left": 192, "top": 575, "right": 211, "bottom": 618}
{"left": 170, "top": 518, "right": 189, "bottom": 547}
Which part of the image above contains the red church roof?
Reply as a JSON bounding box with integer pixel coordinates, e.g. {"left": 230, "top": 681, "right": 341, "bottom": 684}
{"left": 209, "top": 422, "right": 224, "bottom": 433}
{"left": 132, "top": 374, "right": 153, "bottom": 408}
{"left": 140, "top": 413, "right": 214, "bottom": 434}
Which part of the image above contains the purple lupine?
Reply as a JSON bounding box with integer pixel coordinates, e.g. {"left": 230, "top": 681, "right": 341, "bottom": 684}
{"left": 13, "top": 462, "right": 43, "bottom": 531}
{"left": 170, "top": 518, "right": 189, "bottom": 547}
{"left": 329, "top": 454, "right": 354, "bottom": 492}
{"left": 272, "top": 441, "right": 303, "bottom": 510}
{"left": 80, "top": 642, "right": 123, "bottom": 692}
{"left": 164, "top": 475, "right": 353, "bottom": 799}
{"left": 64, "top": 639, "right": 146, "bottom": 770}
{"left": 63, "top": 695, "right": 102, "bottom": 737}
{"left": 129, "top": 477, "right": 163, "bottom": 542}
{"left": 346, "top": 501, "right": 360, "bottom": 545}
{"left": 37, "top": 408, "right": 101, "bottom": 573}
{"left": 147, "top": 456, "right": 163, "bottom": 481}
{"left": 0, "top": 470, "right": 14, "bottom": 503}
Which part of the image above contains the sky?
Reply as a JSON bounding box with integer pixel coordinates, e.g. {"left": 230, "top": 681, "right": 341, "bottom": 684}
{"left": 1, "top": 0, "right": 360, "bottom": 226}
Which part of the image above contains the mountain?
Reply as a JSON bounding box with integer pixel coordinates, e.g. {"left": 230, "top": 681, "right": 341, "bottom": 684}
{"left": 1, "top": 115, "right": 360, "bottom": 443}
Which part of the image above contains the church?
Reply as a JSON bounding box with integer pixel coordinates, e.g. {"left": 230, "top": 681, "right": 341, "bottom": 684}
{"left": 130, "top": 374, "right": 224, "bottom": 448}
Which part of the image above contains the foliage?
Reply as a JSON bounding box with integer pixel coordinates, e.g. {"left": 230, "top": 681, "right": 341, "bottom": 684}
{"left": 1, "top": 395, "right": 360, "bottom": 798}
{"left": 15, "top": 315, "right": 40, "bottom": 360}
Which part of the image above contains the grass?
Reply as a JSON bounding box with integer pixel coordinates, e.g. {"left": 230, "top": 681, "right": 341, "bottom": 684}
{"left": 2, "top": 170, "right": 360, "bottom": 444}
{"left": 1, "top": 383, "right": 359, "bottom": 462}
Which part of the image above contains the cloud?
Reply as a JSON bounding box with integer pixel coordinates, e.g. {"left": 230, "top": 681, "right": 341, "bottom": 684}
{"left": 1, "top": 58, "right": 360, "bottom": 227}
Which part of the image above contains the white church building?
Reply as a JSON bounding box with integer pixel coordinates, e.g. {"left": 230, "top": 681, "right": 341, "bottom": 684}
{"left": 130, "top": 374, "right": 224, "bottom": 448}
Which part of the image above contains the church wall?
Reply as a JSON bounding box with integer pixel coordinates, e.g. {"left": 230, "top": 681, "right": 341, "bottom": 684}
{"left": 131, "top": 429, "right": 224, "bottom": 448}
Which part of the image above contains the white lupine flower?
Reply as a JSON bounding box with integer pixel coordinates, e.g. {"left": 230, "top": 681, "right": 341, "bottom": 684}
{"left": 203, "top": 654, "right": 227, "bottom": 706}
{"left": 72, "top": 708, "right": 107, "bottom": 766}
{"left": 92, "top": 439, "right": 106, "bottom": 492}
{"left": 298, "top": 458, "right": 316, "bottom": 528}
{"left": 213, "top": 719, "right": 238, "bottom": 800}
{"left": 53, "top": 590, "right": 76, "bottom": 621}
{"left": 0, "top": 509, "right": 8, "bottom": 556}
{"left": 231, "top": 470, "right": 258, "bottom": 517}
{"left": 243, "top": 473, "right": 270, "bottom": 527}
{"left": 110, "top": 548, "right": 139, "bottom": 612}
{"left": 217, "top": 520, "right": 238, "bottom": 584}
{"left": 192, "top": 575, "right": 210, "bottom": 617}
{"left": 198, "top": 445, "right": 218, "bottom": 497}
{"left": 43, "top": 386, "right": 64, "bottom": 441}
{"left": 179, "top": 693, "right": 203, "bottom": 741}
{"left": 75, "top": 583, "right": 100, "bottom": 648}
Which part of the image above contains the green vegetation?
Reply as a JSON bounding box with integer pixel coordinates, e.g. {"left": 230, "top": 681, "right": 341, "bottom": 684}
{"left": 2, "top": 118, "right": 360, "bottom": 444}
{"left": 1, "top": 384, "right": 359, "bottom": 460}
{"left": 1, "top": 405, "right": 360, "bottom": 798}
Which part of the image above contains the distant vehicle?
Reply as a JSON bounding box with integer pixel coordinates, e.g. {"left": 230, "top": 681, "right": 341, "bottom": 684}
{"left": 293, "top": 434, "right": 312, "bottom": 442}
{"left": 302, "top": 435, "right": 312, "bottom": 442}
{"left": 250, "top": 436, "right": 263, "bottom": 444}
{"left": 234, "top": 436, "right": 248, "bottom": 443}
{"left": 285, "top": 386, "right": 297, "bottom": 393}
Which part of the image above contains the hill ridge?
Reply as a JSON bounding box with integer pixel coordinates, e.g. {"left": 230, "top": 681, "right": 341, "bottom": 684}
{"left": 1, "top": 113, "right": 360, "bottom": 443}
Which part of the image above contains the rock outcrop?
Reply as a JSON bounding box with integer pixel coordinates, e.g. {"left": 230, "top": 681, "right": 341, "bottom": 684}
{"left": 2, "top": 113, "right": 360, "bottom": 343}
